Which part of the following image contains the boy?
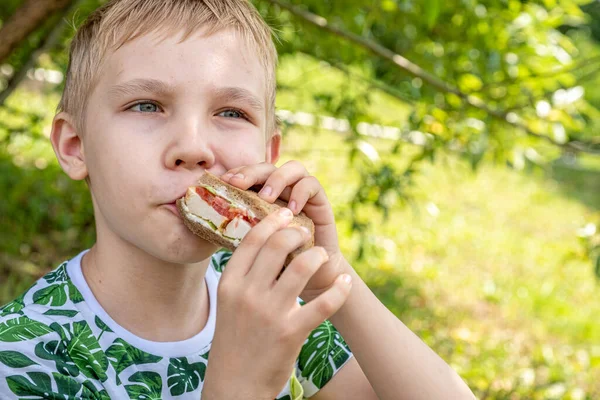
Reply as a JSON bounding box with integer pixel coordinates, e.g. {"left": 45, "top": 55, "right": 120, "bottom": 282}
{"left": 0, "top": 0, "right": 475, "bottom": 399}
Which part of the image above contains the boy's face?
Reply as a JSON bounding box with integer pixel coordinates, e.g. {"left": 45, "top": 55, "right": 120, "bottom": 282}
{"left": 76, "top": 29, "right": 279, "bottom": 263}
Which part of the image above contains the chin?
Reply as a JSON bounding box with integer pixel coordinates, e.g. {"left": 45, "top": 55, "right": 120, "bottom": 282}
{"left": 158, "top": 232, "right": 220, "bottom": 265}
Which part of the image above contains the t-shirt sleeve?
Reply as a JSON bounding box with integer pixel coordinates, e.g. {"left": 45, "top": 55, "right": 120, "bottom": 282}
{"left": 295, "top": 299, "right": 354, "bottom": 398}
{"left": 0, "top": 314, "right": 106, "bottom": 399}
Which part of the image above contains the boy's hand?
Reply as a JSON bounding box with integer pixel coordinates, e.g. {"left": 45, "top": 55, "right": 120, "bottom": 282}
{"left": 203, "top": 208, "right": 352, "bottom": 399}
{"left": 220, "top": 161, "right": 349, "bottom": 301}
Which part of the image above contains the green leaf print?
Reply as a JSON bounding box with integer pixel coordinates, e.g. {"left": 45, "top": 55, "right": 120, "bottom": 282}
{"left": 199, "top": 347, "right": 210, "bottom": 361}
{"left": 167, "top": 357, "right": 206, "bottom": 396}
{"left": 43, "top": 309, "right": 80, "bottom": 318}
{"left": 81, "top": 380, "right": 111, "bottom": 400}
{"left": 0, "top": 350, "right": 38, "bottom": 368}
{"left": 44, "top": 263, "right": 68, "bottom": 284}
{"left": 33, "top": 283, "right": 69, "bottom": 307}
{"left": 95, "top": 316, "right": 113, "bottom": 333}
{"left": 35, "top": 340, "right": 80, "bottom": 376}
{"left": 7, "top": 372, "right": 86, "bottom": 399}
{"left": 68, "top": 280, "right": 85, "bottom": 303}
{"left": 0, "top": 316, "right": 53, "bottom": 342}
{"left": 7, "top": 372, "right": 52, "bottom": 397}
{"left": 106, "top": 338, "right": 163, "bottom": 377}
{"left": 0, "top": 296, "right": 25, "bottom": 316}
{"left": 125, "top": 371, "right": 163, "bottom": 400}
{"left": 211, "top": 250, "right": 232, "bottom": 273}
{"left": 51, "top": 321, "right": 109, "bottom": 382}
{"left": 53, "top": 372, "right": 83, "bottom": 396}
{"left": 298, "top": 320, "right": 352, "bottom": 389}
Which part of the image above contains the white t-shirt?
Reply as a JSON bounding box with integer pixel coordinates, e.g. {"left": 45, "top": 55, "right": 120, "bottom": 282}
{"left": 0, "top": 249, "right": 353, "bottom": 399}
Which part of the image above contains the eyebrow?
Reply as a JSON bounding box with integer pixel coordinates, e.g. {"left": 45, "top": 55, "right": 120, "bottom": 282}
{"left": 213, "top": 86, "right": 264, "bottom": 113}
{"left": 108, "top": 78, "right": 176, "bottom": 99}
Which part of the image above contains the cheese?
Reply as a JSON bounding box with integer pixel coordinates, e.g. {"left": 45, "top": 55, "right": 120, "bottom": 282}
{"left": 185, "top": 188, "right": 227, "bottom": 229}
{"left": 223, "top": 217, "right": 252, "bottom": 241}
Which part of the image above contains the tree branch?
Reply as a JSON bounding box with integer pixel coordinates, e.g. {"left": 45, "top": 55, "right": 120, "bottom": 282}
{"left": 0, "top": 5, "right": 73, "bottom": 106}
{"left": 266, "top": 0, "right": 600, "bottom": 155}
{"left": 0, "top": 0, "right": 75, "bottom": 65}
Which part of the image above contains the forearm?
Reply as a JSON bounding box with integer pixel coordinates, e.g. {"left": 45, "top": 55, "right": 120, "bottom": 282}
{"left": 329, "top": 262, "right": 475, "bottom": 400}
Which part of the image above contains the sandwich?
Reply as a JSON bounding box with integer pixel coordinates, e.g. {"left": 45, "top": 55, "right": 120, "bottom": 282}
{"left": 177, "top": 172, "right": 315, "bottom": 264}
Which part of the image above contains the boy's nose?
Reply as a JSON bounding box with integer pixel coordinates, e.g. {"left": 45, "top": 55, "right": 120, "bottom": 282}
{"left": 166, "top": 129, "right": 215, "bottom": 170}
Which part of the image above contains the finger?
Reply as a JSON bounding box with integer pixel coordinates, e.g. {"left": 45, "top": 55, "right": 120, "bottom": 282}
{"left": 223, "top": 162, "right": 277, "bottom": 190}
{"left": 295, "top": 274, "right": 352, "bottom": 333}
{"left": 220, "top": 166, "right": 245, "bottom": 182}
{"left": 273, "top": 246, "right": 329, "bottom": 303}
{"left": 225, "top": 207, "right": 294, "bottom": 279}
{"left": 286, "top": 176, "right": 325, "bottom": 215}
{"left": 247, "top": 226, "right": 312, "bottom": 287}
{"left": 257, "top": 160, "right": 308, "bottom": 203}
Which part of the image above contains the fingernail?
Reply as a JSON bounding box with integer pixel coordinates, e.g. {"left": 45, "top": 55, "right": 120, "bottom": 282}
{"left": 300, "top": 226, "right": 311, "bottom": 237}
{"left": 233, "top": 173, "right": 244, "bottom": 180}
{"left": 288, "top": 200, "right": 297, "bottom": 213}
{"left": 260, "top": 185, "right": 272, "bottom": 197}
{"left": 279, "top": 207, "right": 293, "bottom": 219}
{"left": 222, "top": 172, "right": 232, "bottom": 180}
{"left": 320, "top": 247, "right": 329, "bottom": 261}
{"left": 341, "top": 274, "right": 352, "bottom": 285}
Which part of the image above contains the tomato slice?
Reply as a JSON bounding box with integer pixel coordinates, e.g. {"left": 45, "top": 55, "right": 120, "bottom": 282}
{"left": 194, "top": 186, "right": 260, "bottom": 227}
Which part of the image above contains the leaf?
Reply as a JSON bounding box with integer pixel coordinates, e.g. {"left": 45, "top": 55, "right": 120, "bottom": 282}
{"left": 167, "top": 357, "right": 206, "bottom": 396}
{"left": 53, "top": 372, "right": 82, "bottom": 396}
{"left": 106, "top": 338, "right": 162, "bottom": 376}
{"left": 424, "top": 0, "right": 441, "bottom": 29}
{"left": 211, "top": 250, "right": 232, "bottom": 273}
{"left": 43, "top": 309, "right": 79, "bottom": 318}
{"left": 35, "top": 340, "right": 80, "bottom": 376}
{"left": 95, "top": 316, "right": 113, "bottom": 333}
{"left": 125, "top": 371, "right": 163, "bottom": 400}
{"left": 52, "top": 321, "right": 108, "bottom": 381}
{"left": 7, "top": 372, "right": 52, "bottom": 397}
{"left": 81, "top": 380, "right": 111, "bottom": 400}
{"left": 0, "top": 296, "right": 25, "bottom": 317}
{"left": 0, "top": 350, "right": 38, "bottom": 368}
{"left": 0, "top": 316, "right": 53, "bottom": 342}
{"left": 43, "top": 263, "right": 68, "bottom": 284}
{"left": 33, "top": 283, "right": 69, "bottom": 307}
{"left": 297, "top": 320, "right": 352, "bottom": 389}
{"left": 67, "top": 281, "right": 85, "bottom": 303}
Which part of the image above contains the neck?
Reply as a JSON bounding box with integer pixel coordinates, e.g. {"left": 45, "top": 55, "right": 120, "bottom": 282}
{"left": 81, "top": 235, "right": 212, "bottom": 342}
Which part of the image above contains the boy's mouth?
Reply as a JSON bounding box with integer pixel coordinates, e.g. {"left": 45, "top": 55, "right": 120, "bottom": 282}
{"left": 162, "top": 191, "right": 188, "bottom": 217}
{"left": 162, "top": 202, "right": 181, "bottom": 217}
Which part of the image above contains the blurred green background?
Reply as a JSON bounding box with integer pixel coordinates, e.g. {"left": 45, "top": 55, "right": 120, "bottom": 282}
{"left": 1, "top": 0, "right": 600, "bottom": 398}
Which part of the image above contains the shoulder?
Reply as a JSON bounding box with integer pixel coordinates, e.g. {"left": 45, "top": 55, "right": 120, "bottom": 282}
{"left": 0, "top": 259, "right": 83, "bottom": 354}
{"left": 1, "top": 260, "right": 84, "bottom": 322}
{"left": 0, "top": 260, "right": 112, "bottom": 399}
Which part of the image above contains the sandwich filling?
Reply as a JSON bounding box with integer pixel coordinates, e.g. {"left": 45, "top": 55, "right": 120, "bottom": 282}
{"left": 183, "top": 186, "right": 260, "bottom": 244}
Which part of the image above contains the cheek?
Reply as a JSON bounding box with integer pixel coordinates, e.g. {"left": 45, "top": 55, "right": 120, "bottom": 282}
{"left": 85, "top": 124, "right": 156, "bottom": 199}
{"left": 215, "top": 137, "right": 267, "bottom": 168}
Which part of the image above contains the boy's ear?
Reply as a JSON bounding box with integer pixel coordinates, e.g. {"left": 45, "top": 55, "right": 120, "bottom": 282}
{"left": 50, "top": 112, "right": 88, "bottom": 180}
{"left": 265, "top": 129, "right": 281, "bottom": 165}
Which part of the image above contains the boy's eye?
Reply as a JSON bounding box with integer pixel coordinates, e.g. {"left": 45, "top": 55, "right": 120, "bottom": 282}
{"left": 218, "top": 109, "right": 247, "bottom": 119}
{"left": 129, "top": 102, "right": 160, "bottom": 113}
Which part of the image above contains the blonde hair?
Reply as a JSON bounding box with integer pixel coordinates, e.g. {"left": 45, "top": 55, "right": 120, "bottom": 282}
{"left": 58, "top": 0, "right": 278, "bottom": 136}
